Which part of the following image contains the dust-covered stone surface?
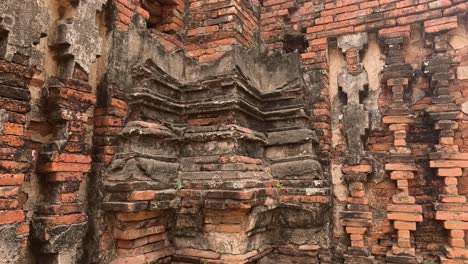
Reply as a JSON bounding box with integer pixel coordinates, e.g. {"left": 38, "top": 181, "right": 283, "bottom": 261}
{"left": 0, "top": 0, "right": 468, "bottom": 263}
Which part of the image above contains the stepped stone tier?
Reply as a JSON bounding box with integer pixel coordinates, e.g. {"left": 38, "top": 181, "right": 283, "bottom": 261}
{"left": 0, "top": 0, "right": 468, "bottom": 263}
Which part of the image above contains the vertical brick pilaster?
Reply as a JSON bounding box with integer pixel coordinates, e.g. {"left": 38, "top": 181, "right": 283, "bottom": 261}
{"left": 425, "top": 29, "right": 468, "bottom": 263}
{"left": 0, "top": 60, "right": 33, "bottom": 261}
{"left": 378, "top": 30, "right": 423, "bottom": 263}
{"left": 33, "top": 77, "right": 96, "bottom": 262}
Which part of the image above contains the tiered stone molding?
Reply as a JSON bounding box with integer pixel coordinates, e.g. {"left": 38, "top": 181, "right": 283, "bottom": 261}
{"left": 1, "top": 0, "right": 468, "bottom": 263}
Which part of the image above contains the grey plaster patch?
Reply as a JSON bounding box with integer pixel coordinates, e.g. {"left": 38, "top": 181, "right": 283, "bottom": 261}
{"left": 51, "top": 0, "right": 106, "bottom": 75}
{"left": 338, "top": 32, "right": 368, "bottom": 53}
{"left": 0, "top": 0, "right": 49, "bottom": 64}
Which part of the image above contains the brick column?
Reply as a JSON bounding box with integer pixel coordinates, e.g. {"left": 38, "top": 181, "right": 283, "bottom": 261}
{"left": 422, "top": 17, "right": 468, "bottom": 263}
{"left": 0, "top": 60, "right": 33, "bottom": 262}
{"left": 33, "top": 77, "right": 96, "bottom": 263}
{"left": 186, "top": 0, "right": 259, "bottom": 61}
{"left": 341, "top": 164, "right": 374, "bottom": 263}
{"left": 335, "top": 33, "right": 376, "bottom": 263}
{"left": 378, "top": 31, "right": 423, "bottom": 263}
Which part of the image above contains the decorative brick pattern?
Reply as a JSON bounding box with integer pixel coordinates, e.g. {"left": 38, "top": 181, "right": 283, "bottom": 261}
{"left": 1, "top": 0, "right": 468, "bottom": 263}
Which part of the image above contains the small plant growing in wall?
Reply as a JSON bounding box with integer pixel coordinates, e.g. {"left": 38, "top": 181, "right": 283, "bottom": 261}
{"left": 175, "top": 180, "right": 184, "bottom": 190}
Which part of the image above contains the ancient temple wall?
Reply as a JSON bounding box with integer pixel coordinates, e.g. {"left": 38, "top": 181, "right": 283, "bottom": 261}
{"left": 0, "top": 0, "right": 468, "bottom": 263}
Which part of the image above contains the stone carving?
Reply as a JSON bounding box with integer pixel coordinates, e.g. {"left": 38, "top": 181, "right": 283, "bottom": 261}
{"left": 1, "top": 0, "right": 468, "bottom": 263}
{"left": 100, "top": 49, "right": 331, "bottom": 262}
{"left": 337, "top": 33, "right": 370, "bottom": 165}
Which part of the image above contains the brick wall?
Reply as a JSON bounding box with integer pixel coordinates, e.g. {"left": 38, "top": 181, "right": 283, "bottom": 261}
{"left": 1, "top": 0, "right": 468, "bottom": 263}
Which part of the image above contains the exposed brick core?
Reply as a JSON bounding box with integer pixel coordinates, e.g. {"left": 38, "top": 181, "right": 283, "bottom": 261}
{"left": 1, "top": 0, "right": 468, "bottom": 263}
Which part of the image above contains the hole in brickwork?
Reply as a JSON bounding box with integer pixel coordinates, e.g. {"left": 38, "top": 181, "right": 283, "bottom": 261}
{"left": 58, "top": 55, "right": 75, "bottom": 79}
{"left": 142, "top": 0, "right": 180, "bottom": 33}
{"left": 73, "top": 63, "right": 89, "bottom": 82}
{"left": 143, "top": 0, "right": 163, "bottom": 28}
{"left": 283, "top": 33, "right": 307, "bottom": 54}
{"left": 0, "top": 26, "right": 8, "bottom": 60}
{"left": 338, "top": 86, "right": 348, "bottom": 106}
{"left": 359, "top": 84, "right": 369, "bottom": 104}
{"left": 54, "top": 0, "right": 78, "bottom": 20}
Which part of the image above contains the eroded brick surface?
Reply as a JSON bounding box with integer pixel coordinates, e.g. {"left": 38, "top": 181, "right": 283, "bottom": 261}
{"left": 0, "top": 0, "right": 468, "bottom": 263}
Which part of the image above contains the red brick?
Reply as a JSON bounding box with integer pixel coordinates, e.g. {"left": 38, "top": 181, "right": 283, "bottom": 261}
{"left": 335, "top": 9, "right": 372, "bottom": 21}
{"left": 387, "top": 204, "right": 422, "bottom": 213}
{"left": 35, "top": 214, "right": 87, "bottom": 226}
{"left": 388, "top": 212, "right": 423, "bottom": 222}
{"left": 390, "top": 171, "right": 415, "bottom": 179}
{"left": 58, "top": 193, "right": 80, "bottom": 203}
{"left": 0, "top": 199, "right": 19, "bottom": 209}
{"left": 119, "top": 13, "right": 131, "bottom": 25}
{"left": 424, "top": 16, "right": 458, "bottom": 33}
{"left": 37, "top": 162, "right": 91, "bottom": 173}
{"left": 427, "top": 0, "right": 452, "bottom": 9}
{"left": 444, "top": 2, "right": 468, "bottom": 15}
{"left": 382, "top": 115, "right": 415, "bottom": 124}
{"left": 444, "top": 221, "right": 468, "bottom": 230}
{"left": 0, "top": 186, "right": 19, "bottom": 198}
{"left": 394, "top": 220, "right": 416, "bottom": 230}
{"left": 114, "top": 226, "right": 166, "bottom": 240}
{"left": 441, "top": 195, "right": 467, "bottom": 203}
{"left": 438, "top": 168, "right": 463, "bottom": 177}
{"left": 116, "top": 22, "right": 129, "bottom": 32}
{"left": 135, "top": 6, "right": 150, "bottom": 20}
{"left": 425, "top": 22, "right": 459, "bottom": 33}
{"left": 116, "top": 3, "right": 134, "bottom": 17}
{"left": 385, "top": 4, "right": 428, "bottom": 19}
{"left": 0, "top": 98, "right": 30, "bottom": 113}
{"left": 385, "top": 163, "right": 418, "bottom": 171}
{"left": 117, "top": 0, "right": 135, "bottom": 10}
{"left": 117, "top": 233, "right": 165, "bottom": 249}
{"left": 298, "top": 244, "right": 321, "bottom": 251}
{"left": 52, "top": 154, "right": 91, "bottom": 164}
{"left": 16, "top": 222, "right": 29, "bottom": 235}
{"left": 342, "top": 164, "right": 371, "bottom": 173}
{"left": 321, "top": 4, "right": 359, "bottom": 16}
{"left": 281, "top": 195, "right": 330, "bottom": 204}
{"left": 436, "top": 211, "right": 468, "bottom": 221}
{"left": 0, "top": 174, "right": 24, "bottom": 185}
{"left": 94, "top": 117, "right": 123, "bottom": 127}
{"left": 345, "top": 226, "right": 367, "bottom": 234}
{"left": 175, "top": 248, "right": 221, "bottom": 259}
{"left": 116, "top": 211, "right": 161, "bottom": 222}
{"left": 2, "top": 123, "right": 24, "bottom": 136}
{"left": 378, "top": 25, "right": 411, "bottom": 39}
{"left": 199, "top": 52, "right": 225, "bottom": 63}
{"left": 397, "top": 9, "right": 442, "bottom": 25}
{"left": 220, "top": 250, "right": 258, "bottom": 261}
{"left": 110, "top": 98, "right": 129, "bottom": 110}
{"left": 0, "top": 210, "right": 24, "bottom": 224}
{"left": 360, "top": 0, "right": 379, "bottom": 8}
{"left": 50, "top": 87, "right": 96, "bottom": 105}
{"left": 0, "top": 161, "right": 28, "bottom": 172}
{"left": 451, "top": 229, "right": 465, "bottom": 238}
{"left": 110, "top": 255, "right": 146, "bottom": 264}
{"left": 47, "top": 172, "right": 85, "bottom": 182}
{"left": 430, "top": 160, "right": 468, "bottom": 168}
{"left": 0, "top": 135, "right": 24, "bottom": 147}
{"left": 392, "top": 194, "right": 416, "bottom": 204}
{"left": 307, "top": 25, "right": 324, "bottom": 33}
{"left": 38, "top": 204, "right": 83, "bottom": 215}
{"left": 315, "top": 16, "right": 333, "bottom": 25}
